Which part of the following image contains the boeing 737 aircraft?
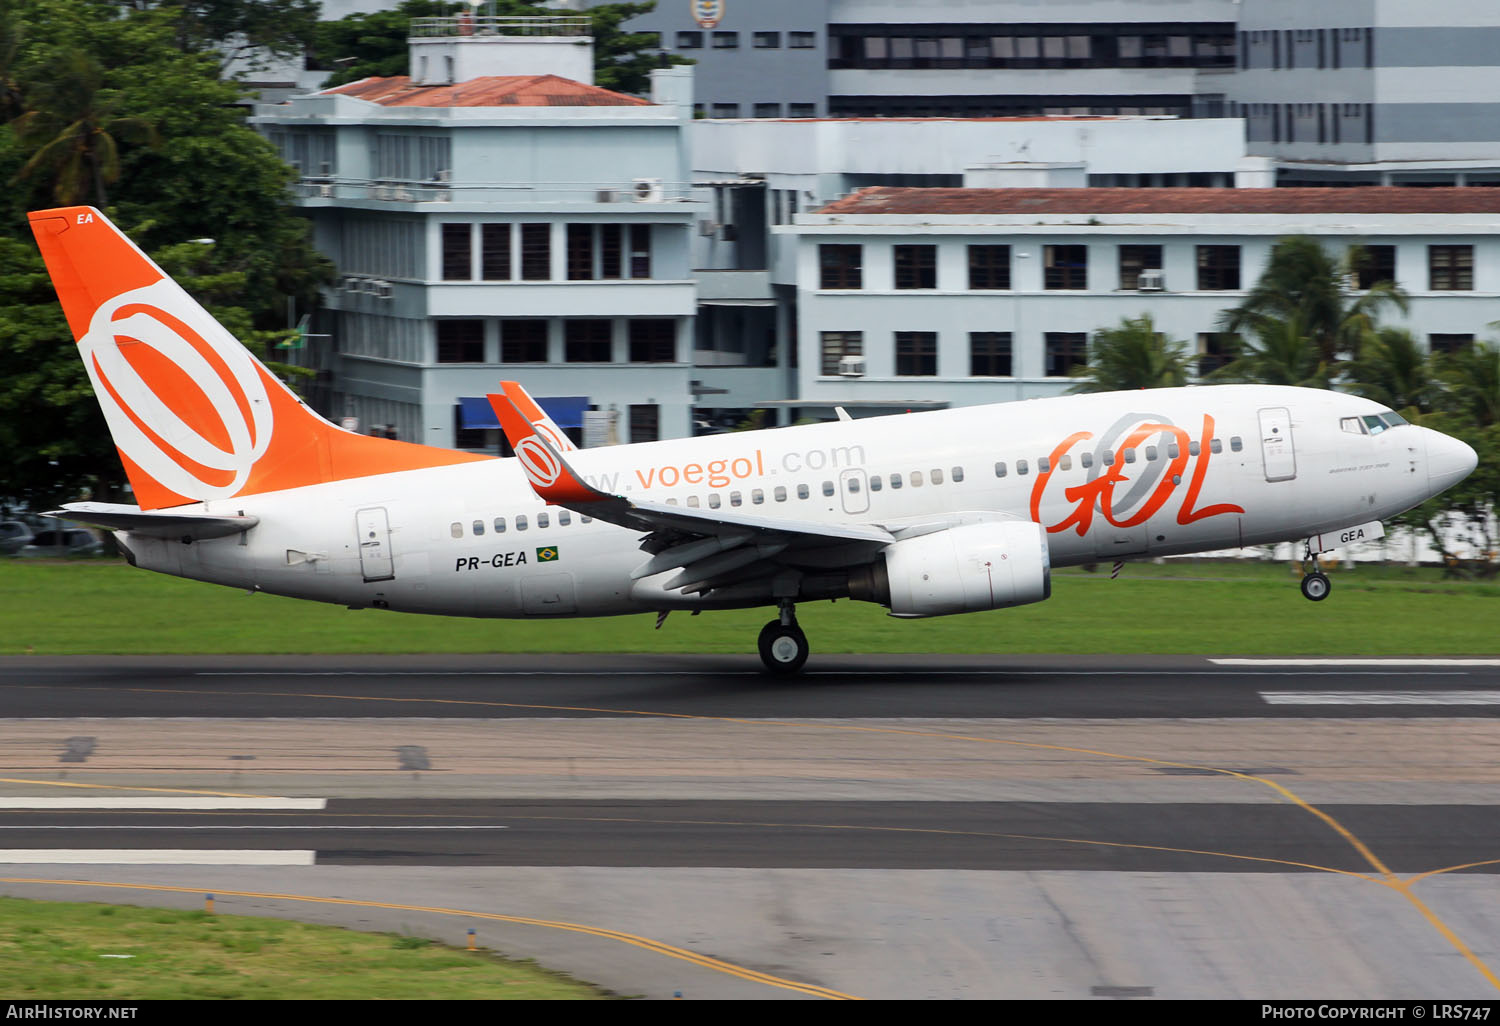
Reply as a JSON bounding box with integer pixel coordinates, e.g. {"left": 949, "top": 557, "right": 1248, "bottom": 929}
{"left": 29, "top": 206, "right": 1478, "bottom": 672}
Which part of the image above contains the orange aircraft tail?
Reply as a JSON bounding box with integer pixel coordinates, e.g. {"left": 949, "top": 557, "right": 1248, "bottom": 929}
{"left": 28, "top": 206, "right": 484, "bottom": 510}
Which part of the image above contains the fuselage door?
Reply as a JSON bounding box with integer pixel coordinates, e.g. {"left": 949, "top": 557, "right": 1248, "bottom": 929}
{"left": 839, "top": 468, "right": 870, "bottom": 515}
{"left": 355, "top": 507, "right": 395, "bottom": 582}
{"left": 1258, "top": 407, "right": 1297, "bottom": 482}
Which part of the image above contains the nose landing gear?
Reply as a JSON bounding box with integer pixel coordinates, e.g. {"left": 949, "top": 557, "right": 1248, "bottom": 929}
{"left": 757, "top": 599, "right": 809, "bottom": 675}
{"left": 1299, "top": 541, "right": 1332, "bottom": 602}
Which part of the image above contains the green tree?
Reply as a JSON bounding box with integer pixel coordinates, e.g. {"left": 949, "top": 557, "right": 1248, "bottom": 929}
{"left": 1211, "top": 312, "right": 1331, "bottom": 388}
{"left": 1069, "top": 313, "right": 1193, "bottom": 393}
{"left": 1344, "top": 326, "right": 1440, "bottom": 419}
{"left": 1435, "top": 339, "right": 1500, "bottom": 428}
{"left": 1220, "top": 236, "right": 1407, "bottom": 375}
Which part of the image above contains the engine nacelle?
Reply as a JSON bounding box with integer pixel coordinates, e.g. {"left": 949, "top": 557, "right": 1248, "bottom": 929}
{"left": 850, "top": 521, "right": 1051, "bottom": 618}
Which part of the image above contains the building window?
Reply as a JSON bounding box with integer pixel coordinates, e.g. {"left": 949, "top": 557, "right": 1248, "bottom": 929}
{"left": 969, "top": 332, "right": 1012, "bottom": 376}
{"left": 599, "top": 224, "right": 623, "bottom": 279}
{"left": 436, "top": 319, "right": 484, "bottom": 363}
{"left": 1118, "top": 244, "right": 1163, "bottom": 290}
{"left": 628, "top": 405, "right": 659, "bottom": 443}
{"left": 1196, "top": 333, "right": 1233, "bottom": 377}
{"left": 893, "top": 245, "right": 937, "bottom": 289}
{"left": 788, "top": 103, "right": 816, "bottom": 117}
{"left": 564, "top": 319, "right": 612, "bottom": 362}
{"left": 1354, "top": 245, "right": 1396, "bottom": 289}
{"left": 895, "top": 331, "right": 937, "bottom": 375}
{"left": 968, "top": 245, "right": 1010, "bottom": 289}
{"left": 501, "top": 319, "right": 547, "bottom": 363}
{"left": 629, "top": 319, "right": 676, "bottom": 362}
{"left": 819, "top": 244, "right": 862, "bottom": 289}
{"left": 1429, "top": 246, "right": 1473, "bottom": 291}
{"left": 711, "top": 103, "right": 741, "bottom": 118}
{"left": 1196, "top": 246, "right": 1241, "bottom": 290}
{"left": 676, "top": 31, "right": 703, "bottom": 49}
{"left": 567, "top": 224, "right": 594, "bottom": 280}
{"left": 520, "top": 224, "right": 550, "bottom": 280}
{"left": 753, "top": 102, "right": 782, "bottom": 118}
{"left": 441, "top": 222, "right": 471, "bottom": 280}
{"left": 481, "top": 224, "right": 511, "bottom": 280}
{"left": 820, "top": 331, "right": 862, "bottom": 376}
{"left": 1044, "top": 332, "right": 1088, "bottom": 377}
{"left": 753, "top": 31, "right": 781, "bottom": 48}
{"left": 629, "top": 224, "right": 652, "bottom": 279}
{"left": 1429, "top": 333, "right": 1474, "bottom": 354}
{"left": 789, "top": 32, "right": 816, "bottom": 48}
{"left": 1044, "top": 245, "right": 1087, "bottom": 290}
{"left": 712, "top": 31, "right": 738, "bottom": 49}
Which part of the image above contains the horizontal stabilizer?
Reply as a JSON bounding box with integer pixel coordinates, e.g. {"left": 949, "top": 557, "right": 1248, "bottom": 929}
{"left": 47, "top": 502, "right": 258, "bottom": 540}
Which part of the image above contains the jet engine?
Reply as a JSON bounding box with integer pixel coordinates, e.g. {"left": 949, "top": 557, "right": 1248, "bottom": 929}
{"left": 849, "top": 521, "right": 1051, "bottom": 617}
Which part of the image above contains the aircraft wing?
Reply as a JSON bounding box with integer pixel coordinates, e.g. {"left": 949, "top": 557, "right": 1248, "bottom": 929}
{"left": 47, "top": 502, "right": 259, "bottom": 540}
{"left": 488, "top": 386, "right": 892, "bottom": 595}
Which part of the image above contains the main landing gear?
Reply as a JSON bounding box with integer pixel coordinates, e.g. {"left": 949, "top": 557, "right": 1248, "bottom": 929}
{"left": 758, "top": 599, "right": 809, "bottom": 675}
{"left": 1299, "top": 542, "right": 1332, "bottom": 602}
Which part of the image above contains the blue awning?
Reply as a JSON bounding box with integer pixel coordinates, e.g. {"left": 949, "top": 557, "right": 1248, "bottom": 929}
{"left": 456, "top": 395, "right": 588, "bottom": 430}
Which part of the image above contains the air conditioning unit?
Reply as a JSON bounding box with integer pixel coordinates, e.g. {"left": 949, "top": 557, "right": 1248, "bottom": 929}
{"left": 394, "top": 188, "right": 414, "bottom": 202}
{"left": 838, "top": 355, "right": 866, "bottom": 377}
{"left": 596, "top": 189, "right": 618, "bottom": 203}
{"left": 373, "top": 280, "right": 392, "bottom": 299}
{"left": 632, "top": 177, "right": 665, "bottom": 202}
{"left": 342, "top": 275, "right": 362, "bottom": 293}
{"left": 1137, "top": 269, "right": 1165, "bottom": 291}
{"left": 318, "top": 183, "right": 333, "bottom": 198}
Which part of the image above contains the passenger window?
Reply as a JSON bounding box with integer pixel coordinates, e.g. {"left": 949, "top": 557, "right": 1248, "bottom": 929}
{"left": 730, "top": 491, "right": 742, "bottom": 506}
{"left": 797, "top": 484, "right": 810, "bottom": 499}
{"left": 910, "top": 471, "right": 923, "bottom": 487}
{"left": 687, "top": 496, "right": 700, "bottom": 507}
{"left": 1124, "top": 449, "right": 1136, "bottom": 464}
{"left": 450, "top": 522, "right": 463, "bottom": 539}
{"left": 516, "top": 515, "right": 528, "bottom": 531}
{"left": 870, "top": 475, "right": 882, "bottom": 491}
{"left": 931, "top": 468, "right": 944, "bottom": 484}
{"left": 1145, "top": 445, "right": 1158, "bottom": 461}
{"left": 1168, "top": 443, "right": 1180, "bottom": 459}
{"left": 752, "top": 489, "right": 765, "bottom": 504}
{"left": 1103, "top": 450, "right": 1115, "bottom": 465}
{"left": 890, "top": 474, "right": 903, "bottom": 489}
{"left": 472, "top": 520, "right": 484, "bottom": 536}
{"left": 537, "top": 511, "right": 549, "bottom": 528}
{"left": 558, "top": 510, "right": 571, "bottom": 526}
{"left": 581, "top": 515, "right": 593, "bottom": 524}
{"left": 994, "top": 461, "right": 1007, "bottom": 478}
{"left": 1210, "top": 439, "right": 1223, "bottom": 453}
{"left": 1037, "top": 457, "right": 1050, "bottom": 474}
{"left": 1017, "top": 459, "right": 1029, "bottom": 476}
{"left": 951, "top": 466, "right": 964, "bottom": 482}
{"left": 822, "top": 480, "right": 835, "bottom": 496}
{"left": 666, "top": 498, "right": 679, "bottom": 506}
{"left": 494, "top": 517, "right": 506, "bottom": 533}
{"left": 775, "top": 486, "right": 787, "bottom": 501}
{"left": 708, "top": 494, "right": 721, "bottom": 509}
{"left": 1081, "top": 452, "right": 1093, "bottom": 469}
{"left": 1230, "top": 436, "right": 1243, "bottom": 452}
{"left": 1189, "top": 441, "right": 1200, "bottom": 457}
{"left": 1058, "top": 456, "right": 1071, "bottom": 472}
{"left": 846, "top": 477, "right": 861, "bottom": 493}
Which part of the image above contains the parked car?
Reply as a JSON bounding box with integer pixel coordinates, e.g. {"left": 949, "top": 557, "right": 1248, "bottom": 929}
{"left": 0, "top": 521, "right": 34, "bottom": 555}
{"left": 19, "top": 528, "right": 103, "bottom": 558}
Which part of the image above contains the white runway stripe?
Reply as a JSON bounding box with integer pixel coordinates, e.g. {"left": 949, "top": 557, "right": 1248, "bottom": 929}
{"left": 0, "top": 798, "right": 326, "bottom": 810}
{"left": 0, "top": 850, "right": 315, "bottom": 865}
{"left": 1216, "top": 658, "right": 1500, "bottom": 667}
{"left": 1260, "top": 691, "right": 1500, "bottom": 705}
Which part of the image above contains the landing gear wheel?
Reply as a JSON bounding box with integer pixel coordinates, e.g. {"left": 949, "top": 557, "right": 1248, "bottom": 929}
{"left": 1300, "top": 571, "right": 1332, "bottom": 602}
{"left": 758, "top": 620, "right": 809, "bottom": 675}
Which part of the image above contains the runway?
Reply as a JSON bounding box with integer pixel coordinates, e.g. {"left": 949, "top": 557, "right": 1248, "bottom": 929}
{"left": 1, "top": 655, "right": 1498, "bottom": 999}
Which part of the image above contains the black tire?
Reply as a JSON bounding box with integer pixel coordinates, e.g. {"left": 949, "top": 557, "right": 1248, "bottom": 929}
{"left": 1300, "top": 572, "right": 1332, "bottom": 602}
{"left": 757, "top": 619, "right": 809, "bottom": 675}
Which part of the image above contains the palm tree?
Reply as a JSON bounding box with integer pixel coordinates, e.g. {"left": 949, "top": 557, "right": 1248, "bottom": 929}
{"left": 1069, "top": 314, "right": 1193, "bottom": 393}
{"left": 1211, "top": 311, "right": 1330, "bottom": 389}
{"left": 1220, "top": 236, "right": 1408, "bottom": 371}
{"left": 1344, "top": 326, "right": 1440, "bottom": 418}
{"left": 1435, "top": 339, "right": 1500, "bottom": 428}
{"left": 11, "top": 49, "right": 157, "bottom": 206}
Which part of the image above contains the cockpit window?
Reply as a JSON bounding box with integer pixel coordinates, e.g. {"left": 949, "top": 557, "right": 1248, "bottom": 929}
{"left": 1362, "top": 414, "right": 1388, "bottom": 436}
{"left": 1341, "top": 417, "right": 1367, "bottom": 434}
{"left": 1382, "top": 411, "right": 1408, "bottom": 427}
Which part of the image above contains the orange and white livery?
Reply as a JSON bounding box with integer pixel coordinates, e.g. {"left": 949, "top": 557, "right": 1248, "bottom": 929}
{"left": 31, "top": 206, "right": 1479, "bottom": 673}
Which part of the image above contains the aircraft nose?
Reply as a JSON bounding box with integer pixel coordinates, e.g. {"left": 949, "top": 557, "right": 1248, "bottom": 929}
{"left": 1427, "top": 429, "right": 1478, "bottom": 496}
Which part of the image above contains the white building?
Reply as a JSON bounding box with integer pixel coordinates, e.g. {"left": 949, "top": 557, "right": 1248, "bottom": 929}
{"left": 787, "top": 186, "right": 1500, "bottom": 413}
{"left": 254, "top": 15, "right": 706, "bottom": 450}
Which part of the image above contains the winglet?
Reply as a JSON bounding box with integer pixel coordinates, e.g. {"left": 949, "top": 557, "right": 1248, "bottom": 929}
{"left": 488, "top": 390, "right": 607, "bottom": 505}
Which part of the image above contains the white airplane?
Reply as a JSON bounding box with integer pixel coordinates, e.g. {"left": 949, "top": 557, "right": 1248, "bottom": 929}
{"left": 30, "top": 206, "right": 1478, "bottom": 673}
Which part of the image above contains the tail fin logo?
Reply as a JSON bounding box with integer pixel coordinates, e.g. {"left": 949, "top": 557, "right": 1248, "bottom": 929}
{"left": 515, "top": 437, "right": 563, "bottom": 488}
{"left": 81, "top": 279, "right": 273, "bottom": 501}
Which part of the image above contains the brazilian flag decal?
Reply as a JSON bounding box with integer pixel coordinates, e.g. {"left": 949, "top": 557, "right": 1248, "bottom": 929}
{"left": 536, "top": 546, "right": 559, "bottom": 563}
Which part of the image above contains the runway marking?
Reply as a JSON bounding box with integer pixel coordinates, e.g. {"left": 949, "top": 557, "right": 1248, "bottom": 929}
{"left": 0, "top": 777, "right": 284, "bottom": 800}
{"left": 1261, "top": 691, "right": 1500, "bottom": 706}
{"left": 0, "top": 851, "right": 314, "bottom": 865}
{"left": 0, "top": 798, "right": 327, "bottom": 810}
{"left": 0, "top": 877, "right": 860, "bottom": 1000}
{"left": 1216, "top": 659, "right": 1500, "bottom": 667}
{"left": 16, "top": 682, "right": 1500, "bottom": 994}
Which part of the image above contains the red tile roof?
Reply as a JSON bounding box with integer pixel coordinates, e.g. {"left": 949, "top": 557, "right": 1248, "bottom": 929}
{"left": 322, "top": 75, "right": 651, "bottom": 108}
{"left": 818, "top": 186, "right": 1500, "bottom": 216}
